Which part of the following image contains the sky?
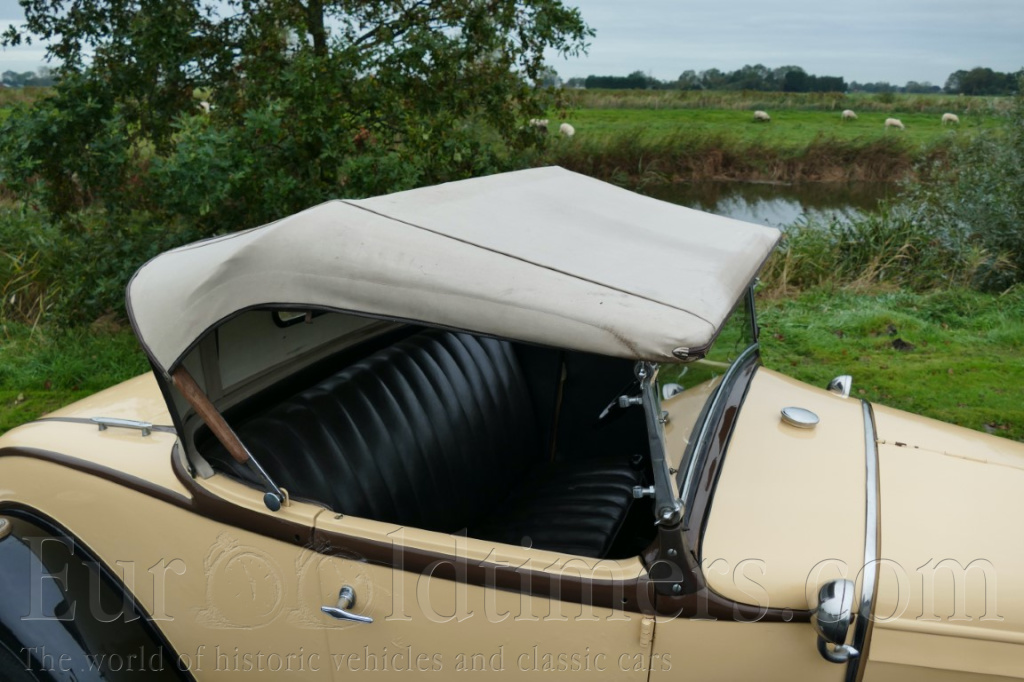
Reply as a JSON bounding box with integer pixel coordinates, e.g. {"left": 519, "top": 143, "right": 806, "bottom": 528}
{"left": 550, "top": 0, "right": 1023, "bottom": 86}
{"left": 2, "top": 0, "right": 1022, "bottom": 87}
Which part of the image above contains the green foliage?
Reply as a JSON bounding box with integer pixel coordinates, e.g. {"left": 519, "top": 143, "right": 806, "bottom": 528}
{"left": 1, "top": 0, "right": 592, "bottom": 232}
{"left": 888, "top": 83, "right": 1024, "bottom": 290}
{"left": 0, "top": 206, "right": 202, "bottom": 326}
{"left": 945, "top": 67, "right": 1022, "bottom": 96}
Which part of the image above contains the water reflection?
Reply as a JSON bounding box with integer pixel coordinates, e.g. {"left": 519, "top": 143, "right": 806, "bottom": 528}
{"left": 642, "top": 182, "right": 890, "bottom": 228}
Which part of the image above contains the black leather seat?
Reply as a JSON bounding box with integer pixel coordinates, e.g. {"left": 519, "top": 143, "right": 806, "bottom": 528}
{"left": 203, "top": 329, "right": 640, "bottom": 558}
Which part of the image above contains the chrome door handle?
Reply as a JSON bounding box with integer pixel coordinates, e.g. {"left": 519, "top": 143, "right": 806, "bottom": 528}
{"left": 321, "top": 585, "right": 373, "bottom": 623}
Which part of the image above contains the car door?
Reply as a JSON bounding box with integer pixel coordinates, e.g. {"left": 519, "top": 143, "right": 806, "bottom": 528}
{"left": 311, "top": 514, "right": 658, "bottom": 680}
{"left": 650, "top": 616, "right": 845, "bottom": 682}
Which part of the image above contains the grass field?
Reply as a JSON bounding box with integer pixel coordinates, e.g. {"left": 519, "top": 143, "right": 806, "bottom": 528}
{"left": 759, "top": 288, "right": 1024, "bottom": 442}
{"left": 535, "top": 90, "right": 1010, "bottom": 183}
{"left": 562, "top": 88, "right": 1014, "bottom": 116}
{"left": 551, "top": 107, "right": 999, "bottom": 150}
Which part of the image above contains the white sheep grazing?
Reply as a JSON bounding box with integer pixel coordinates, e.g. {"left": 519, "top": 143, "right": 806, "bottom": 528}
{"left": 559, "top": 122, "right": 575, "bottom": 137}
{"left": 841, "top": 109, "right": 857, "bottom": 121}
{"left": 884, "top": 118, "right": 905, "bottom": 130}
{"left": 942, "top": 112, "right": 960, "bottom": 125}
{"left": 753, "top": 110, "right": 771, "bottom": 122}
{"left": 529, "top": 118, "right": 549, "bottom": 133}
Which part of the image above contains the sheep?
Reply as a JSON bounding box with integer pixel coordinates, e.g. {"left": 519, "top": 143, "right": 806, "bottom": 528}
{"left": 559, "top": 122, "right": 575, "bottom": 137}
{"left": 529, "top": 118, "right": 549, "bottom": 133}
{"left": 942, "top": 112, "right": 960, "bottom": 125}
{"left": 753, "top": 110, "right": 771, "bottom": 123}
{"left": 884, "top": 118, "right": 905, "bottom": 130}
{"left": 841, "top": 109, "right": 857, "bottom": 121}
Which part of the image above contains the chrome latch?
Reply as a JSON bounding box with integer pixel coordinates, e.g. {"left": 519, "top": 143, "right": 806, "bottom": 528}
{"left": 321, "top": 585, "right": 373, "bottom": 624}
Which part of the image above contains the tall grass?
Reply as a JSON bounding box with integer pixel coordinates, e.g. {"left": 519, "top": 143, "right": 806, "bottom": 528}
{"left": 547, "top": 128, "right": 946, "bottom": 185}
{"left": 566, "top": 89, "right": 1014, "bottom": 115}
{"left": 758, "top": 203, "right": 1012, "bottom": 297}
{"left": 0, "top": 87, "right": 49, "bottom": 108}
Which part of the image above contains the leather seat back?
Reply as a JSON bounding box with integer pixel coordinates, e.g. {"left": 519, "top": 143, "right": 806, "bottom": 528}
{"left": 204, "top": 330, "right": 541, "bottom": 532}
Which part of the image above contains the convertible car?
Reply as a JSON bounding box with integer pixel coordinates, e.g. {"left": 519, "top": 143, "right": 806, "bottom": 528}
{"left": 1, "top": 167, "right": 1021, "bottom": 680}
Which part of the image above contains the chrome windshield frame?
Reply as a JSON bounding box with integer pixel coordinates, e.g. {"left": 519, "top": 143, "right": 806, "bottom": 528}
{"left": 677, "top": 341, "right": 760, "bottom": 506}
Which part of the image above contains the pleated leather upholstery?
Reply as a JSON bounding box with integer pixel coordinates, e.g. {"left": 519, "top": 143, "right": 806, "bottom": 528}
{"left": 469, "top": 458, "right": 641, "bottom": 557}
{"left": 204, "top": 329, "right": 639, "bottom": 557}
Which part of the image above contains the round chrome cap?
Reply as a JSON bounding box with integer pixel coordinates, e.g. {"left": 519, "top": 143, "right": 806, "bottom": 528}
{"left": 781, "top": 406, "right": 819, "bottom": 429}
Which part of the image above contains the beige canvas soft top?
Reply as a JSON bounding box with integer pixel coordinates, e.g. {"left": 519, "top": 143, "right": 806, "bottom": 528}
{"left": 127, "top": 167, "right": 781, "bottom": 375}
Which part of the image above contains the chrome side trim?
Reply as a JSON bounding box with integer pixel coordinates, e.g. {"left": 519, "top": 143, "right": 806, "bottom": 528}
{"left": 847, "top": 401, "right": 881, "bottom": 682}
{"left": 30, "top": 417, "right": 177, "bottom": 434}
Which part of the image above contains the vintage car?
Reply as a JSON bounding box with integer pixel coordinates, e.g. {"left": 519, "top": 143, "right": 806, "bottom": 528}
{"left": 0, "top": 167, "right": 1021, "bottom": 681}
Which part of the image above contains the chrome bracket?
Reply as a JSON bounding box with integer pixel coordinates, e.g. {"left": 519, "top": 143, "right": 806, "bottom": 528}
{"left": 827, "top": 375, "right": 852, "bottom": 398}
{"left": 617, "top": 395, "right": 644, "bottom": 408}
{"left": 636, "top": 362, "right": 683, "bottom": 527}
{"left": 632, "top": 485, "right": 655, "bottom": 499}
{"left": 91, "top": 416, "right": 153, "bottom": 437}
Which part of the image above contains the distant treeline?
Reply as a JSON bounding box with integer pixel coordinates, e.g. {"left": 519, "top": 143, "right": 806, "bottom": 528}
{"left": 1, "top": 69, "right": 56, "bottom": 88}
{"left": 563, "top": 65, "right": 1023, "bottom": 96}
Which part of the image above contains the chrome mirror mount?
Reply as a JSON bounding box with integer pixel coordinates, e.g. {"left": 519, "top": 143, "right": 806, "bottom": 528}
{"left": 827, "top": 374, "right": 853, "bottom": 398}
{"left": 813, "top": 579, "right": 859, "bottom": 664}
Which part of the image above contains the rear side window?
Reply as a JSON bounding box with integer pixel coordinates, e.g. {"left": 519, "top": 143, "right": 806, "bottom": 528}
{"left": 0, "top": 514, "right": 189, "bottom": 681}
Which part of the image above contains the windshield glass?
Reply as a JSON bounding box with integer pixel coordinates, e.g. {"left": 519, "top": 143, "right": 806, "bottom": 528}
{"left": 657, "top": 291, "right": 756, "bottom": 482}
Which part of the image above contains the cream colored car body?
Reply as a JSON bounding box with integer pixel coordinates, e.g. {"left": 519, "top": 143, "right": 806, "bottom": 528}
{"left": 3, "top": 365, "right": 1022, "bottom": 680}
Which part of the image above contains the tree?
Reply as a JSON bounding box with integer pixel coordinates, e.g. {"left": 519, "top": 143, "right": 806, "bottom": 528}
{"left": 782, "top": 70, "right": 809, "bottom": 92}
{"left": 536, "top": 65, "right": 562, "bottom": 88}
{"left": 1, "top": 0, "right": 592, "bottom": 231}
{"left": 676, "top": 69, "right": 701, "bottom": 91}
{"left": 945, "top": 67, "right": 1022, "bottom": 95}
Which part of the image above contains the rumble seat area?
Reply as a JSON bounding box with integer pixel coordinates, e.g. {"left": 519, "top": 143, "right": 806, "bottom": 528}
{"left": 200, "top": 329, "right": 644, "bottom": 559}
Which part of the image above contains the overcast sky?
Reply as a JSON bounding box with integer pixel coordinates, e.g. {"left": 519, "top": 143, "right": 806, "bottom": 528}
{"left": 2, "top": 0, "right": 1022, "bottom": 87}
{"left": 552, "top": 0, "right": 1023, "bottom": 86}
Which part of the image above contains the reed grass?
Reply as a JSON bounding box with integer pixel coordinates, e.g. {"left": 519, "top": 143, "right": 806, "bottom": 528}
{"left": 564, "top": 89, "right": 1014, "bottom": 116}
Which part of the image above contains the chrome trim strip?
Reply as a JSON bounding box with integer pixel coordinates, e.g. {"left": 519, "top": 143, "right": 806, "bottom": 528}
{"left": 847, "top": 401, "right": 881, "bottom": 682}
{"left": 31, "top": 416, "right": 177, "bottom": 434}
{"left": 679, "top": 341, "right": 759, "bottom": 504}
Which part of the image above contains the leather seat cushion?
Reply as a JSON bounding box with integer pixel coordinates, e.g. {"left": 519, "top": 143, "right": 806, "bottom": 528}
{"left": 471, "top": 457, "right": 641, "bottom": 558}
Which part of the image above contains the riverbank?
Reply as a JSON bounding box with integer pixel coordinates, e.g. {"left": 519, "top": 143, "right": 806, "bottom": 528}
{"left": 545, "top": 129, "right": 945, "bottom": 184}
